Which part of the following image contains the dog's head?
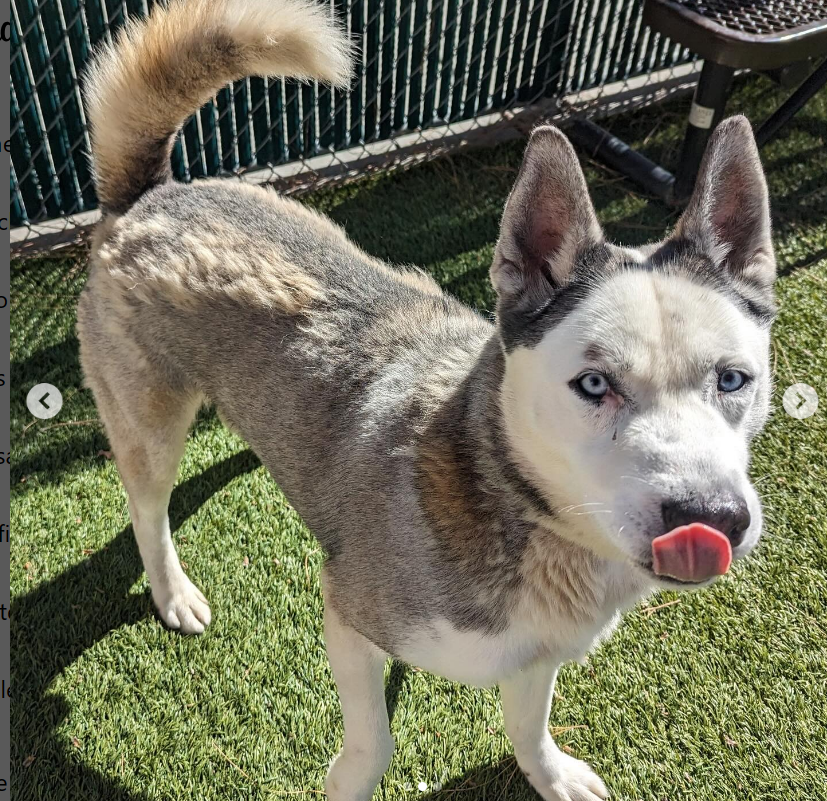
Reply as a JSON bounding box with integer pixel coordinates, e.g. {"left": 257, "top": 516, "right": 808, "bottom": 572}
{"left": 493, "top": 117, "right": 775, "bottom": 589}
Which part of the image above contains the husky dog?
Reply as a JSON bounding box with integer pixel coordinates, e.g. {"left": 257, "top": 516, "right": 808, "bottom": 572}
{"left": 78, "top": 1, "right": 777, "bottom": 798}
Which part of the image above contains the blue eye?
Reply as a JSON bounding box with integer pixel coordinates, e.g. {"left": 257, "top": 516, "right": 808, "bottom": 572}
{"left": 718, "top": 369, "right": 748, "bottom": 393}
{"left": 577, "top": 372, "right": 611, "bottom": 399}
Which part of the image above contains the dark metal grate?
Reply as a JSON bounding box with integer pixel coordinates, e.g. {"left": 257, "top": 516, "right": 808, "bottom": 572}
{"left": 668, "top": 0, "right": 827, "bottom": 36}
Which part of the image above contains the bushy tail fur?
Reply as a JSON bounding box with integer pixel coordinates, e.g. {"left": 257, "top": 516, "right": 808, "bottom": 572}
{"left": 85, "top": 0, "right": 352, "bottom": 214}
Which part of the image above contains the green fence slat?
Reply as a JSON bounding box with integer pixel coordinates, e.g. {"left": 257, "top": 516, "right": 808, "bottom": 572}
{"left": 215, "top": 84, "right": 236, "bottom": 171}
{"left": 180, "top": 116, "right": 203, "bottom": 179}
{"left": 124, "top": 0, "right": 146, "bottom": 19}
{"left": 171, "top": 138, "right": 188, "bottom": 181}
{"left": 630, "top": 0, "right": 654, "bottom": 77}
{"left": 491, "top": 0, "right": 518, "bottom": 111}
{"left": 283, "top": 73, "right": 303, "bottom": 160}
{"left": 393, "top": 0, "right": 413, "bottom": 131}
{"left": 60, "top": 0, "right": 97, "bottom": 207}
{"left": 448, "top": 0, "right": 474, "bottom": 120}
{"left": 234, "top": 80, "right": 255, "bottom": 167}
{"left": 360, "top": 0, "right": 379, "bottom": 141}
{"left": 302, "top": 82, "right": 317, "bottom": 157}
{"left": 81, "top": 0, "right": 107, "bottom": 44}
{"left": 378, "top": 0, "right": 397, "bottom": 140}
{"left": 461, "top": 0, "right": 490, "bottom": 119}
{"left": 607, "top": 0, "right": 637, "bottom": 82}
{"left": 344, "top": 0, "right": 361, "bottom": 145}
{"left": 250, "top": 77, "right": 273, "bottom": 167}
{"left": 12, "top": 0, "right": 64, "bottom": 219}
{"left": 591, "top": 0, "right": 615, "bottom": 88}
{"left": 103, "top": 0, "right": 128, "bottom": 33}
{"left": 421, "top": 0, "right": 444, "bottom": 125}
{"left": 266, "top": 79, "right": 287, "bottom": 165}
{"left": 11, "top": 163, "right": 28, "bottom": 226}
{"left": 436, "top": 0, "right": 459, "bottom": 122}
{"left": 197, "top": 102, "right": 221, "bottom": 175}
{"left": 21, "top": 0, "right": 80, "bottom": 213}
{"left": 479, "top": 0, "right": 501, "bottom": 113}
{"left": 10, "top": 78, "right": 43, "bottom": 224}
{"left": 516, "top": 0, "right": 547, "bottom": 102}
{"left": 504, "top": 0, "right": 532, "bottom": 105}
{"left": 405, "top": 0, "right": 429, "bottom": 129}
{"left": 318, "top": 84, "right": 335, "bottom": 151}
{"left": 615, "top": 0, "right": 643, "bottom": 81}
{"left": 532, "top": 0, "right": 578, "bottom": 99}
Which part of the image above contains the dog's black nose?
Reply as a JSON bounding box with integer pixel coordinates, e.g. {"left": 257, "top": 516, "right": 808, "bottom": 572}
{"left": 661, "top": 493, "right": 751, "bottom": 547}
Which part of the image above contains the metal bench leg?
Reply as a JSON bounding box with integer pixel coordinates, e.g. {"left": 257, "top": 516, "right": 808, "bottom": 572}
{"left": 756, "top": 57, "right": 827, "bottom": 147}
{"left": 567, "top": 118, "right": 676, "bottom": 200}
{"left": 673, "top": 60, "right": 735, "bottom": 201}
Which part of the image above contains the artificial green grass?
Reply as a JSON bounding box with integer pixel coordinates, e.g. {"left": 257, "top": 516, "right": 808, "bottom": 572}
{"left": 11, "top": 76, "right": 827, "bottom": 801}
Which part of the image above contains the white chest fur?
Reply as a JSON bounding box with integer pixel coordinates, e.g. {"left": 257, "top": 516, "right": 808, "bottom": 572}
{"left": 395, "top": 553, "right": 649, "bottom": 686}
{"left": 395, "top": 605, "right": 625, "bottom": 687}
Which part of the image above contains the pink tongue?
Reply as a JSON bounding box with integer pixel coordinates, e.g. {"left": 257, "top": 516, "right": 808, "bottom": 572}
{"left": 651, "top": 523, "right": 732, "bottom": 582}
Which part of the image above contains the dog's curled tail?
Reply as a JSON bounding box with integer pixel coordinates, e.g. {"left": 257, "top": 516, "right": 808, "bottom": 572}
{"left": 85, "top": 0, "right": 352, "bottom": 215}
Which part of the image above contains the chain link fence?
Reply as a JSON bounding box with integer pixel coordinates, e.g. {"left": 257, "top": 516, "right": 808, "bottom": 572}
{"left": 11, "top": 0, "right": 699, "bottom": 248}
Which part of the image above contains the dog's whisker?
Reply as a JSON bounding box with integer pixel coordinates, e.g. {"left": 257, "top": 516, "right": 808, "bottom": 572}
{"left": 559, "top": 502, "right": 606, "bottom": 514}
{"left": 620, "top": 475, "right": 661, "bottom": 491}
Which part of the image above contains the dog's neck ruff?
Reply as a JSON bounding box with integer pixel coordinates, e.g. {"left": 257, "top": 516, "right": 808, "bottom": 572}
{"left": 415, "top": 336, "right": 646, "bottom": 635}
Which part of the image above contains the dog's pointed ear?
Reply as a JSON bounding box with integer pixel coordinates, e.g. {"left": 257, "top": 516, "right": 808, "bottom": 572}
{"left": 491, "top": 126, "right": 603, "bottom": 304}
{"left": 675, "top": 116, "right": 775, "bottom": 293}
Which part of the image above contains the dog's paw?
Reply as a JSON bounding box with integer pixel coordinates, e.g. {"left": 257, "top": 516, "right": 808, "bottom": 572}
{"left": 154, "top": 577, "right": 212, "bottom": 634}
{"left": 325, "top": 737, "right": 394, "bottom": 801}
{"left": 523, "top": 751, "right": 609, "bottom": 801}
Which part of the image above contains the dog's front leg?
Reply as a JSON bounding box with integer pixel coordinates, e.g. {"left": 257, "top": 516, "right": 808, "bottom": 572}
{"left": 323, "top": 588, "right": 394, "bottom": 801}
{"left": 500, "top": 660, "right": 608, "bottom": 801}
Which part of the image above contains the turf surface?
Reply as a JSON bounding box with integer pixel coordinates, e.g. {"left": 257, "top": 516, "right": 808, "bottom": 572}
{"left": 11, "top": 77, "right": 827, "bottom": 801}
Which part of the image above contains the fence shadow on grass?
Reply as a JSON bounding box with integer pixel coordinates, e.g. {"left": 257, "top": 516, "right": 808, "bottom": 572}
{"left": 11, "top": 449, "right": 261, "bottom": 800}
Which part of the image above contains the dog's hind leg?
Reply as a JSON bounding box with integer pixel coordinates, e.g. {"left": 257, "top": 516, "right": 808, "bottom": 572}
{"left": 80, "top": 325, "right": 210, "bottom": 634}
{"left": 103, "top": 379, "right": 209, "bottom": 633}
{"left": 322, "top": 570, "right": 395, "bottom": 801}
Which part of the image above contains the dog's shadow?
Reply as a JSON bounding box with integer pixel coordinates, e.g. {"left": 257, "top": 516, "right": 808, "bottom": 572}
{"left": 12, "top": 448, "right": 528, "bottom": 801}
{"left": 417, "top": 760, "right": 531, "bottom": 801}
{"left": 384, "top": 664, "right": 536, "bottom": 801}
{"left": 11, "top": 450, "right": 261, "bottom": 800}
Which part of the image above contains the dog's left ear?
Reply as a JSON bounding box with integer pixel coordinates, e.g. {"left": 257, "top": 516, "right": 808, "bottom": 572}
{"left": 675, "top": 116, "right": 775, "bottom": 292}
{"left": 491, "top": 126, "right": 603, "bottom": 307}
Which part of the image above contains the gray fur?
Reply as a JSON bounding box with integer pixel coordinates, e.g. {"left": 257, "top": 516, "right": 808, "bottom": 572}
{"left": 80, "top": 178, "right": 549, "bottom": 646}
